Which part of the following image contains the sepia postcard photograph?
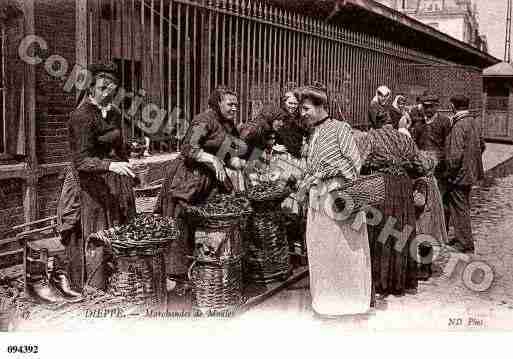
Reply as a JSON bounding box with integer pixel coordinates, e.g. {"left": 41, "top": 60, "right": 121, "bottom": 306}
{"left": 1, "top": 0, "right": 513, "bottom": 355}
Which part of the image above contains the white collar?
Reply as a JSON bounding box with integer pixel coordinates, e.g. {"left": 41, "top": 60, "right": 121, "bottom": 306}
{"left": 424, "top": 113, "right": 437, "bottom": 125}
{"left": 89, "top": 96, "right": 112, "bottom": 118}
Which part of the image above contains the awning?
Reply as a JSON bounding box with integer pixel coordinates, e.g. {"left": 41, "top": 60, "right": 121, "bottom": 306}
{"left": 264, "top": 0, "right": 499, "bottom": 69}
{"left": 483, "top": 62, "right": 513, "bottom": 78}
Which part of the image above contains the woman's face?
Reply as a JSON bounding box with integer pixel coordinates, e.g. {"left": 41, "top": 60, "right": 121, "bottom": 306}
{"left": 378, "top": 92, "right": 390, "bottom": 106}
{"left": 283, "top": 92, "right": 299, "bottom": 115}
{"left": 218, "top": 94, "right": 238, "bottom": 121}
{"left": 397, "top": 98, "right": 406, "bottom": 111}
{"left": 300, "top": 99, "right": 322, "bottom": 126}
{"left": 91, "top": 77, "right": 118, "bottom": 106}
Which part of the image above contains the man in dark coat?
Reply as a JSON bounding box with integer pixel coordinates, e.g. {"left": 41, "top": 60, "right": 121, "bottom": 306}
{"left": 444, "top": 95, "right": 485, "bottom": 253}
{"left": 411, "top": 94, "right": 452, "bottom": 183}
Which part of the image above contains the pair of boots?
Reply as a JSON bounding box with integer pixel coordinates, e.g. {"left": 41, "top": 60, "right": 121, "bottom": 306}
{"left": 26, "top": 246, "right": 82, "bottom": 304}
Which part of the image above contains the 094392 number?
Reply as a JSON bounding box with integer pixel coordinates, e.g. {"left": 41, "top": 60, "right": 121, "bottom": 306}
{"left": 7, "top": 345, "right": 39, "bottom": 354}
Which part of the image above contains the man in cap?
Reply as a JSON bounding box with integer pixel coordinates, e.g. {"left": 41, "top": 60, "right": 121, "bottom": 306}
{"left": 368, "top": 85, "right": 392, "bottom": 129}
{"left": 444, "top": 95, "right": 485, "bottom": 253}
{"left": 411, "top": 94, "right": 452, "bottom": 182}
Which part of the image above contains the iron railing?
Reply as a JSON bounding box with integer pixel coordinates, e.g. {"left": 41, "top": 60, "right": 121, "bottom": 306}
{"left": 83, "top": 0, "right": 466, "bottom": 150}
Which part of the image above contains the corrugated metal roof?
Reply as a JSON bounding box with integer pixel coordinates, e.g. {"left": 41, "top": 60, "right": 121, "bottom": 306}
{"left": 483, "top": 62, "right": 513, "bottom": 77}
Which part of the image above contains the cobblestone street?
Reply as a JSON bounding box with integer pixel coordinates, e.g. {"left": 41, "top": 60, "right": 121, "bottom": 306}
{"left": 240, "top": 174, "right": 513, "bottom": 330}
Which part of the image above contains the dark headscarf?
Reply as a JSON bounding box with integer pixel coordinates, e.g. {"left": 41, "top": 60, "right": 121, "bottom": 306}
{"left": 75, "top": 62, "right": 120, "bottom": 108}
{"left": 207, "top": 86, "right": 238, "bottom": 119}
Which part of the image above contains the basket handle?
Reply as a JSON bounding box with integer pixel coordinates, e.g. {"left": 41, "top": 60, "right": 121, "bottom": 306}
{"left": 187, "top": 259, "right": 197, "bottom": 282}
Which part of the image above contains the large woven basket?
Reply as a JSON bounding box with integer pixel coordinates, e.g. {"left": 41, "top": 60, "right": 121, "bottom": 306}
{"left": 332, "top": 173, "right": 386, "bottom": 213}
{"left": 246, "top": 183, "right": 293, "bottom": 212}
{"left": 188, "top": 256, "right": 243, "bottom": 316}
{"left": 184, "top": 195, "right": 252, "bottom": 261}
{"left": 108, "top": 248, "right": 167, "bottom": 306}
{"left": 245, "top": 210, "right": 290, "bottom": 284}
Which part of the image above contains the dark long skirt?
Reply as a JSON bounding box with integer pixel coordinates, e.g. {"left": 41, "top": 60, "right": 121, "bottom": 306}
{"left": 57, "top": 169, "right": 136, "bottom": 291}
{"left": 368, "top": 175, "right": 418, "bottom": 297}
{"left": 80, "top": 173, "right": 135, "bottom": 290}
{"left": 154, "top": 157, "right": 225, "bottom": 277}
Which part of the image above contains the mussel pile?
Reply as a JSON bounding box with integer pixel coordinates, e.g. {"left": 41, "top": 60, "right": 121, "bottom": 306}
{"left": 112, "top": 214, "right": 178, "bottom": 243}
{"left": 245, "top": 181, "right": 293, "bottom": 203}
{"left": 188, "top": 193, "right": 251, "bottom": 218}
{"left": 87, "top": 214, "right": 179, "bottom": 254}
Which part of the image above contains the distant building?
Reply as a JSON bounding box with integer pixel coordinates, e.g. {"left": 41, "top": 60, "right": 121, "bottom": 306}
{"left": 376, "top": 0, "right": 488, "bottom": 52}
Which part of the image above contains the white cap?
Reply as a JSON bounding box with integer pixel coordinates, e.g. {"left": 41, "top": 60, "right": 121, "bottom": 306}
{"left": 377, "top": 85, "right": 391, "bottom": 97}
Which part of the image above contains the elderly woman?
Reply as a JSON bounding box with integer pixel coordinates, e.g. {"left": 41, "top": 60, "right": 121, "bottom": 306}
{"left": 297, "top": 84, "right": 371, "bottom": 317}
{"left": 368, "top": 86, "right": 392, "bottom": 129}
{"left": 354, "top": 125, "right": 431, "bottom": 299}
{"left": 57, "top": 63, "right": 137, "bottom": 292}
{"left": 154, "top": 86, "right": 247, "bottom": 282}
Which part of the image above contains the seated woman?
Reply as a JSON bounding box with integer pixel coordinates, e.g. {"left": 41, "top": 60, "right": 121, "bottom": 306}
{"left": 154, "top": 86, "right": 248, "bottom": 282}
{"left": 354, "top": 125, "right": 432, "bottom": 301}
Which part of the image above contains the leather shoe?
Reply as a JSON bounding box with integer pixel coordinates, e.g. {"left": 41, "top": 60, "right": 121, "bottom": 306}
{"left": 51, "top": 273, "right": 82, "bottom": 299}
{"left": 28, "top": 279, "right": 66, "bottom": 304}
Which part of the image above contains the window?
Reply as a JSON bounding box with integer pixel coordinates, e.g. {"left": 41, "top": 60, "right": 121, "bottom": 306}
{"left": 428, "top": 22, "right": 440, "bottom": 29}
{"left": 422, "top": 0, "right": 443, "bottom": 12}
{"left": 0, "top": 24, "right": 5, "bottom": 155}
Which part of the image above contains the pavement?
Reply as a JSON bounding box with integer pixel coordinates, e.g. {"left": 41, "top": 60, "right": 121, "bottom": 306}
{"left": 239, "top": 171, "right": 513, "bottom": 330}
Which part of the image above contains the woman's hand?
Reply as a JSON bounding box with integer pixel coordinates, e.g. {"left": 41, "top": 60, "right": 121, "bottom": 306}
{"left": 109, "top": 162, "right": 135, "bottom": 178}
{"left": 272, "top": 144, "right": 287, "bottom": 153}
{"left": 228, "top": 157, "right": 246, "bottom": 170}
{"left": 211, "top": 156, "right": 227, "bottom": 183}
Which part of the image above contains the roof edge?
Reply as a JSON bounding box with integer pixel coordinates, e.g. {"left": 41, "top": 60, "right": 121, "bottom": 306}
{"left": 337, "top": 0, "right": 499, "bottom": 65}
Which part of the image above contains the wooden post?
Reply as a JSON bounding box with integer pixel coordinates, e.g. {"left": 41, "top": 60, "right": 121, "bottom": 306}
{"left": 76, "top": 0, "right": 88, "bottom": 69}
{"left": 481, "top": 80, "right": 487, "bottom": 140}
{"left": 23, "top": 0, "right": 37, "bottom": 223}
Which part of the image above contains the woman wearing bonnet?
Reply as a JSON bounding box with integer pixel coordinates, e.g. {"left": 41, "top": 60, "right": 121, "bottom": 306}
{"left": 296, "top": 84, "right": 372, "bottom": 318}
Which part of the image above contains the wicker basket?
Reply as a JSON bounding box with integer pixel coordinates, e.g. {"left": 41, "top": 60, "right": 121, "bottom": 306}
{"left": 246, "top": 184, "right": 293, "bottom": 212}
{"left": 184, "top": 196, "right": 252, "bottom": 261}
{"left": 108, "top": 247, "right": 167, "bottom": 306}
{"left": 333, "top": 173, "right": 386, "bottom": 213}
{"left": 245, "top": 211, "right": 290, "bottom": 284}
{"left": 188, "top": 256, "right": 243, "bottom": 315}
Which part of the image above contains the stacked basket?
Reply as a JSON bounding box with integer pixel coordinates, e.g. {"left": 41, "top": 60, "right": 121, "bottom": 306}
{"left": 244, "top": 182, "right": 293, "bottom": 284}
{"left": 88, "top": 214, "right": 178, "bottom": 306}
{"left": 184, "top": 194, "right": 252, "bottom": 315}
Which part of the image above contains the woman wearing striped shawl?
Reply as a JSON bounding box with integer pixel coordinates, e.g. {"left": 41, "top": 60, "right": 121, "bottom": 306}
{"left": 296, "top": 85, "right": 372, "bottom": 317}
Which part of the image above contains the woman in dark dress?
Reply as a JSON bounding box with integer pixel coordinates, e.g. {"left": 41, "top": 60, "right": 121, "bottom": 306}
{"left": 154, "top": 86, "right": 247, "bottom": 281}
{"left": 354, "top": 125, "right": 431, "bottom": 301}
{"left": 57, "top": 63, "right": 137, "bottom": 291}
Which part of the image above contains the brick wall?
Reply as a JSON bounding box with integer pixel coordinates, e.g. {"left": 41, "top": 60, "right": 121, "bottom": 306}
{"left": 35, "top": 0, "right": 75, "bottom": 165}
{"left": 0, "top": 179, "right": 24, "bottom": 238}
{"left": 38, "top": 173, "right": 62, "bottom": 220}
